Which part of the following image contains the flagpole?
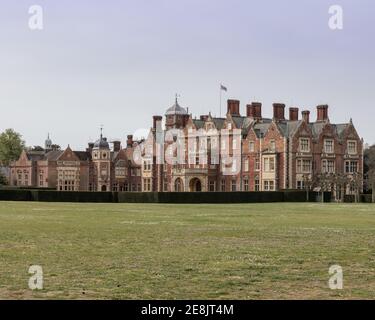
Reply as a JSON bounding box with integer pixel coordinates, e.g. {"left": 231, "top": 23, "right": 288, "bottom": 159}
{"left": 220, "top": 85, "right": 222, "bottom": 118}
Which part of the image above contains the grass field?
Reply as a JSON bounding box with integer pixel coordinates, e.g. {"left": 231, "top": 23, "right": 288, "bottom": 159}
{"left": 0, "top": 201, "right": 374, "bottom": 300}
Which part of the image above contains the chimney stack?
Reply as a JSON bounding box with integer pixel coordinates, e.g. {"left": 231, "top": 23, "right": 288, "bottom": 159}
{"left": 289, "top": 107, "right": 299, "bottom": 121}
{"left": 273, "top": 103, "right": 285, "bottom": 121}
{"left": 113, "top": 141, "right": 121, "bottom": 152}
{"left": 227, "top": 99, "right": 240, "bottom": 116}
{"left": 317, "top": 105, "right": 329, "bottom": 121}
{"left": 153, "top": 115, "right": 162, "bottom": 130}
{"left": 126, "top": 135, "right": 133, "bottom": 148}
{"left": 87, "top": 142, "right": 94, "bottom": 153}
{"left": 302, "top": 110, "right": 310, "bottom": 123}
{"left": 247, "top": 102, "right": 262, "bottom": 119}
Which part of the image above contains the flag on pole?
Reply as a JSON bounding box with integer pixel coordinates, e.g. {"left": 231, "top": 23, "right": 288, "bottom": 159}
{"left": 220, "top": 84, "right": 228, "bottom": 92}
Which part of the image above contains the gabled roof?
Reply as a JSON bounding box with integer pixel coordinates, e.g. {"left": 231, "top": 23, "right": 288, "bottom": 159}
{"left": 45, "top": 150, "right": 64, "bottom": 161}
{"left": 192, "top": 119, "right": 205, "bottom": 129}
{"left": 73, "top": 151, "right": 91, "bottom": 161}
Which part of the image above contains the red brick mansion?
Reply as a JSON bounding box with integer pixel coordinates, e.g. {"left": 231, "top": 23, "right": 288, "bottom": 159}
{"left": 10, "top": 99, "right": 363, "bottom": 195}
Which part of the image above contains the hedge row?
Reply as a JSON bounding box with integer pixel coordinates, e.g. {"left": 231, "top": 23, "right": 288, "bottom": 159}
{"left": 0, "top": 189, "right": 332, "bottom": 203}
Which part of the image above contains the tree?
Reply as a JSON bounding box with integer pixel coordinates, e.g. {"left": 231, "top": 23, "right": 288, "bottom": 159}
{"left": 50, "top": 144, "right": 61, "bottom": 151}
{"left": 0, "top": 172, "right": 7, "bottom": 186}
{"left": 302, "top": 174, "right": 317, "bottom": 202}
{"left": 332, "top": 173, "right": 350, "bottom": 203}
{"left": 349, "top": 172, "right": 363, "bottom": 203}
{"left": 0, "top": 129, "right": 25, "bottom": 166}
{"left": 364, "top": 144, "right": 375, "bottom": 203}
{"left": 316, "top": 173, "right": 332, "bottom": 203}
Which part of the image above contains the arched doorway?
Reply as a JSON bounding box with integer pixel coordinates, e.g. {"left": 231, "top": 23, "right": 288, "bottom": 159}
{"left": 174, "top": 178, "right": 184, "bottom": 192}
{"left": 101, "top": 185, "right": 107, "bottom": 192}
{"left": 189, "top": 178, "right": 202, "bottom": 192}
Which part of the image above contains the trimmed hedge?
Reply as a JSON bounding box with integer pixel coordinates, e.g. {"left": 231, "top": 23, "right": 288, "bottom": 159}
{"left": 360, "top": 194, "right": 373, "bottom": 203}
{"left": 0, "top": 189, "right": 332, "bottom": 204}
{"left": 0, "top": 189, "right": 32, "bottom": 201}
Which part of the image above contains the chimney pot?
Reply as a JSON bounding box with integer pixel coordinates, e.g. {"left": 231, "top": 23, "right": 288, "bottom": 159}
{"left": 302, "top": 110, "right": 310, "bottom": 123}
{"left": 273, "top": 103, "right": 286, "bottom": 121}
{"left": 126, "top": 135, "right": 133, "bottom": 148}
{"left": 289, "top": 107, "right": 299, "bottom": 121}
{"left": 153, "top": 115, "right": 163, "bottom": 130}
{"left": 227, "top": 99, "right": 240, "bottom": 116}
{"left": 113, "top": 141, "right": 121, "bottom": 152}
{"left": 317, "top": 105, "right": 329, "bottom": 121}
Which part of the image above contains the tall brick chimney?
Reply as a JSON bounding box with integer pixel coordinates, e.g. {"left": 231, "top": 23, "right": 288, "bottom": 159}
{"left": 87, "top": 142, "right": 94, "bottom": 153}
{"left": 227, "top": 99, "right": 240, "bottom": 116}
{"left": 289, "top": 107, "right": 299, "bottom": 121}
{"left": 113, "top": 141, "right": 121, "bottom": 152}
{"left": 273, "top": 103, "right": 285, "bottom": 121}
{"left": 247, "top": 102, "right": 262, "bottom": 119}
{"left": 317, "top": 105, "right": 329, "bottom": 121}
{"left": 153, "top": 115, "right": 162, "bottom": 130}
{"left": 252, "top": 102, "right": 262, "bottom": 119}
{"left": 302, "top": 110, "right": 310, "bottom": 123}
{"left": 126, "top": 135, "right": 133, "bottom": 148}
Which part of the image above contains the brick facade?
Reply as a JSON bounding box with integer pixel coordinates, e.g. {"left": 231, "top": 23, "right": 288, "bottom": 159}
{"left": 10, "top": 99, "right": 363, "bottom": 196}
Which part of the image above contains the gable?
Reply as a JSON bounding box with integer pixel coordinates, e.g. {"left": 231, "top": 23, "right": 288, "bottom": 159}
{"left": 57, "top": 147, "right": 80, "bottom": 162}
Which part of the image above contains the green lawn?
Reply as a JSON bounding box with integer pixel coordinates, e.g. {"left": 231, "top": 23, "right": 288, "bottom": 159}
{"left": 0, "top": 201, "right": 374, "bottom": 300}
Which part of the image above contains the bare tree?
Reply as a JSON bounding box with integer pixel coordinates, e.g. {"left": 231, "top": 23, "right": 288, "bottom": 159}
{"left": 364, "top": 145, "right": 375, "bottom": 203}
{"left": 302, "top": 174, "right": 318, "bottom": 202}
{"left": 348, "top": 172, "right": 363, "bottom": 203}
{"left": 332, "top": 173, "right": 350, "bottom": 203}
{"left": 369, "top": 169, "right": 375, "bottom": 203}
{"left": 316, "top": 173, "right": 332, "bottom": 203}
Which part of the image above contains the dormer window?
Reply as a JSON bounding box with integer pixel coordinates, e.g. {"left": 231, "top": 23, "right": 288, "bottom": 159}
{"left": 249, "top": 141, "right": 255, "bottom": 152}
{"left": 324, "top": 139, "right": 334, "bottom": 153}
{"left": 347, "top": 140, "right": 357, "bottom": 155}
{"left": 270, "top": 140, "right": 276, "bottom": 152}
{"left": 300, "top": 138, "right": 310, "bottom": 152}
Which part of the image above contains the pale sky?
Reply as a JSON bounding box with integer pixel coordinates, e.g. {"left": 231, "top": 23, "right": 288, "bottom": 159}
{"left": 0, "top": 0, "right": 374, "bottom": 149}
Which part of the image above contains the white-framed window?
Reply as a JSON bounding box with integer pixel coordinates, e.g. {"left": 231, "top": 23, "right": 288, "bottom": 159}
{"left": 297, "top": 159, "right": 312, "bottom": 173}
{"left": 297, "top": 181, "right": 305, "bottom": 190}
{"left": 249, "top": 141, "right": 255, "bottom": 152}
{"left": 209, "top": 181, "right": 216, "bottom": 192}
{"left": 347, "top": 140, "right": 357, "bottom": 155}
{"left": 254, "top": 179, "right": 260, "bottom": 191}
{"left": 324, "top": 139, "right": 334, "bottom": 153}
{"left": 345, "top": 161, "right": 358, "bottom": 173}
{"left": 255, "top": 158, "right": 260, "bottom": 171}
{"left": 244, "top": 159, "right": 249, "bottom": 172}
{"left": 221, "top": 179, "right": 226, "bottom": 191}
{"left": 263, "top": 157, "right": 275, "bottom": 172}
{"left": 231, "top": 180, "right": 237, "bottom": 192}
{"left": 264, "top": 180, "right": 275, "bottom": 191}
{"left": 143, "top": 178, "right": 151, "bottom": 191}
{"left": 270, "top": 140, "right": 276, "bottom": 152}
{"left": 244, "top": 179, "right": 249, "bottom": 191}
{"left": 143, "top": 160, "right": 151, "bottom": 171}
{"left": 322, "top": 159, "right": 335, "bottom": 173}
{"left": 300, "top": 138, "right": 310, "bottom": 152}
